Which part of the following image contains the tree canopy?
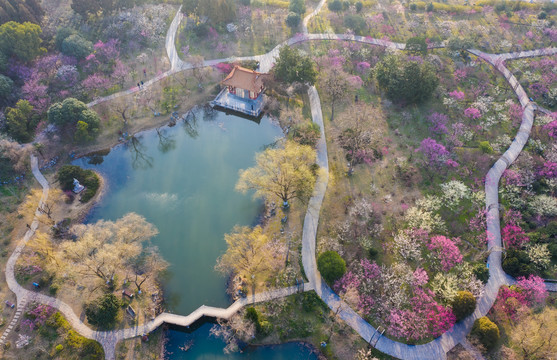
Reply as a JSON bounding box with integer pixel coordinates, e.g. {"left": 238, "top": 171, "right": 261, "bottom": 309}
{"left": 472, "top": 316, "right": 500, "bottom": 350}
{"left": 318, "top": 251, "right": 346, "bottom": 284}
{"left": 289, "top": 0, "right": 306, "bottom": 15}
{"left": 451, "top": 290, "right": 476, "bottom": 321}
{"left": 0, "top": 21, "right": 45, "bottom": 62}
{"left": 182, "top": 0, "right": 236, "bottom": 24}
{"left": 0, "top": 0, "right": 44, "bottom": 26}
{"left": 85, "top": 293, "right": 120, "bottom": 329}
{"left": 0, "top": 74, "right": 14, "bottom": 104}
{"left": 60, "top": 213, "right": 161, "bottom": 286}
{"left": 285, "top": 12, "right": 301, "bottom": 28}
{"left": 319, "top": 67, "right": 354, "bottom": 121}
{"left": 375, "top": 55, "right": 439, "bottom": 105}
{"left": 273, "top": 46, "right": 317, "bottom": 85}
{"left": 61, "top": 34, "right": 93, "bottom": 60}
{"left": 5, "top": 100, "right": 37, "bottom": 143}
{"left": 216, "top": 225, "right": 282, "bottom": 282}
{"left": 57, "top": 165, "right": 100, "bottom": 202}
{"left": 47, "top": 98, "right": 100, "bottom": 143}
{"left": 405, "top": 37, "right": 428, "bottom": 56}
{"left": 236, "top": 140, "right": 317, "bottom": 206}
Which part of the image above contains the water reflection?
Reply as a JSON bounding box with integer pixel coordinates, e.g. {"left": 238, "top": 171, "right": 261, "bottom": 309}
{"left": 126, "top": 135, "right": 154, "bottom": 169}
{"left": 165, "top": 321, "right": 318, "bottom": 360}
{"left": 156, "top": 127, "right": 177, "bottom": 154}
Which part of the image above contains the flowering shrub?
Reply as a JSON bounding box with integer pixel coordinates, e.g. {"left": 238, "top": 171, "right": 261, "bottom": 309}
{"left": 23, "top": 303, "right": 55, "bottom": 331}
{"left": 469, "top": 209, "right": 493, "bottom": 247}
{"left": 508, "top": 103, "right": 523, "bottom": 126}
{"left": 526, "top": 244, "right": 551, "bottom": 270}
{"left": 393, "top": 230, "right": 422, "bottom": 262}
{"left": 412, "top": 267, "right": 429, "bottom": 286}
{"left": 428, "top": 112, "right": 449, "bottom": 135}
{"left": 538, "top": 162, "right": 557, "bottom": 179}
{"left": 214, "top": 62, "right": 234, "bottom": 74}
{"left": 544, "top": 120, "right": 557, "bottom": 138}
{"left": 440, "top": 180, "right": 470, "bottom": 209}
{"left": 502, "top": 223, "right": 529, "bottom": 249}
{"left": 502, "top": 169, "right": 523, "bottom": 186}
{"left": 454, "top": 68, "right": 468, "bottom": 82}
{"left": 386, "top": 287, "right": 455, "bottom": 341}
{"left": 448, "top": 90, "right": 465, "bottom": 100}
{"left": 355, "top": 61, "right": 371, "bottom": 74}
{"left": 464, "top": 107, "right": 481, "bottom": 120}
{"left": 427, "top": 235, "right": 463, "bottom": 271}
{"left": 418, "top": 138, "right": 457, "bottom": 169}
{"left": 516, "top": 275, "right": 548, "bottom": 305}
{"left": 405, "top": 206, "right": 446, "bottom": 233}
{"left": 528, "top": 195, "right": 557, "bottom": 217}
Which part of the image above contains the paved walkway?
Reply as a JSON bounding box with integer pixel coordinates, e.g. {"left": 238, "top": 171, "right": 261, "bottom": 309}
{"left": 3, "top": 2, "right": 557, "bottom": 359}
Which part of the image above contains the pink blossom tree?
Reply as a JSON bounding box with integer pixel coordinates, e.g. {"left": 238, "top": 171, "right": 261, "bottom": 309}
{"left": 449, "top": 90, "right": 465, "bottom": 101}
{"left": 502, "top": 223, "right": 529, "bottom": 249}
{"left": 428, "top": 112, "right": 449, "bottom": 136}
{"left": 464, "top": 107, "right": 481, "bottom": 120}
{"left": 387, "top": 287, "right": 456, "bottom": 341}
{"left": 508, "top": 103, "right": 523, "bottom": 127}
{"left": 418, "top": 138, "right": 458, "bottom": 170}
{"left": 22, "top": 76, "right": 50, "bottom": 114}
{"left": 538, "top": 162, "right": 557, "bottom": 179}
{"left": 412, "top": 268, "right": 429, "bottom": 286}
{"left": 516, "top": 275, "right": 548, "bottom": 305}
{"left": 111, "top": 60, "right": 129, "bottom": 87}
{"left": 544, "top": 120, "right": 557, "bottom": 138}
{"left": 81, "top": 73, "right": 110, "bottom": 97}
{"left": 427, "top": 235, "right": 463, "bottom": 271}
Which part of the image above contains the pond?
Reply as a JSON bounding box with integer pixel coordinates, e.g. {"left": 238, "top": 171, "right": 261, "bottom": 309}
{"left": 166, "top": 322, "right": 319, "bottom": 359}
{"left": 74, "top": 107, "right": 317, "bottom": 358}
{"left": 74, "top": 107, "right": 283, "bottom": 314}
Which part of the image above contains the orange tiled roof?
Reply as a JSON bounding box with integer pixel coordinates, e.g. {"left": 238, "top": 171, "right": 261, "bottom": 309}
{"left": 221, "top": 66, "right": 268, "bottom": 93}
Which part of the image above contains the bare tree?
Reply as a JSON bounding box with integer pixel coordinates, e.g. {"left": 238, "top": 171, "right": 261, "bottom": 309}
{"left": 58, "top": 213, "right": 166, "bottom": 290}
{"left": 510, "top": 307, "right": 557, "bottom": 359}
{"left": 111, "top": 102, "right": 131, "bottom": 126}
{"left": 210, "top": 311, "right": 256, "bottom": 354}
{"left": 336, "top": 105, "right": 382, "bottom": 173}
{"left": 18, "top": 188, "right": 64, "bottom": 225}
{"left": 187, "top": 55, "right": 207, "bottom": 87}
{"left": 319, "top": 67, "right": 354, "bottom": 121}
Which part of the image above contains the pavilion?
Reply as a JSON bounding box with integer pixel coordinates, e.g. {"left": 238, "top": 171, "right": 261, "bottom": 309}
{"left": 210, "top": 66, "right": 269, "bottom": 117}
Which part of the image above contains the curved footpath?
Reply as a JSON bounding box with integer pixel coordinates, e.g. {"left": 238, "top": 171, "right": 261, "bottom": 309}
{"left": 3, "top": 2, "right": 557, "bottom": 359}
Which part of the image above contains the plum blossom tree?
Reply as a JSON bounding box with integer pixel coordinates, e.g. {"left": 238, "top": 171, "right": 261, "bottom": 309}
{"left": 428, "top": 112, "right": 449, "bottom": 136}
{"left": 502, "top": 223, "right": 529, "bottom": 249}
{"left": 427, "top": 235, "right": 463, "bottom": 271}
{"left": 81, "top": 73, "right": 110, "bottom": 97}
{"left": 538, "top": 162, "right": 557, "bottom": 179}
{"left": 515, "top": 275, "right": 548, "bottom": 306}
{"left": 412, "top": 268, "right": 428, "bottom": 286}
{"left": 464, "top": 107, "right": 481, "bottom": 120}
{"left": 418, "top": 138, "right": 458, "bottom": 170}
{"left": 387, "top": 287, "right": 456, "bottom": 341}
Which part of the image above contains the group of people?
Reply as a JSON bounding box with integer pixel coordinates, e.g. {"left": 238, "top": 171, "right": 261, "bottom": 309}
{"left": 137, "top": 68, "right": 147, "bottom": 90}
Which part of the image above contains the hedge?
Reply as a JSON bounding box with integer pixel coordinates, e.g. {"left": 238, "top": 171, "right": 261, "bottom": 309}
{"left": 57, "top": 165, "right": 100, "bottom": 203}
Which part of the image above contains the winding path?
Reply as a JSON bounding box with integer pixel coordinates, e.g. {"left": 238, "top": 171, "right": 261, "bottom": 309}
{"left": 3, "top": 2, "right": 557, "bottom": 359}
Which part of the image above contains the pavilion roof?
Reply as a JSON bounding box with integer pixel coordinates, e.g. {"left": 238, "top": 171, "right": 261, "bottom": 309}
{"left": 221, "top": 66, "right": 269, "bottom": 93}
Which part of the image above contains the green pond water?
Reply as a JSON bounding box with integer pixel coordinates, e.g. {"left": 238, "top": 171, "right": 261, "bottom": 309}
{"left": 74, "top": 107, "right": 317, "bottom": 359}
{"left": 75, "top": 108, "right": 283, "bottom": 314}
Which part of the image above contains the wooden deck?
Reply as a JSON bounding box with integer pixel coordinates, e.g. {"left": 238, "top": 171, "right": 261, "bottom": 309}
{"left": 210, "top": 88, "right": 264, "bottom": 117}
